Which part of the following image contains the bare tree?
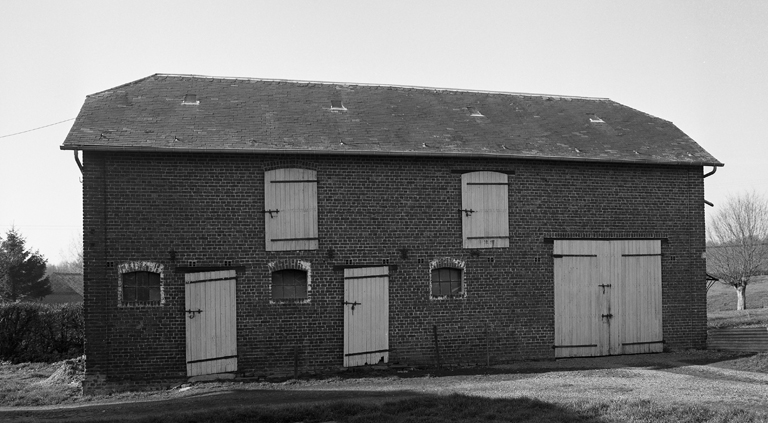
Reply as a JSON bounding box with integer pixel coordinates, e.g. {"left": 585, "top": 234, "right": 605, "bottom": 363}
{"left": 51, "top": 235, "right": 83, "bottom": 274}
{"left": 706, "top": 191, "right": 768, "bottom": 310}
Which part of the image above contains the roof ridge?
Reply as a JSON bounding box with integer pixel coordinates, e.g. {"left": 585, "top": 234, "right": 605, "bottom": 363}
{"left": 86, "top": 74, "right": 160, "bottom": 98}
{"left": 88, "top": 73, "right": 611, "bottom": 102}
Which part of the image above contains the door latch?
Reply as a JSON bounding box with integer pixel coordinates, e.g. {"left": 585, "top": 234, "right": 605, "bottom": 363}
{"left": 598, "top": 283, "right": 612, "bottom": 294}
{"left": 343, "top": 301, "right": 361, "bottom": 311}
{"left": 601, "top": 313, "right": 613, "bottom": 319}
{"left": 185, "top": 309, "right": 203, "bottom": 319}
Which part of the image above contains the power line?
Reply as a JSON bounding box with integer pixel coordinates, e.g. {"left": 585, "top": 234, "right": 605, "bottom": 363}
{"left": 0, "top": 118, "right": 76, "bottom": 139}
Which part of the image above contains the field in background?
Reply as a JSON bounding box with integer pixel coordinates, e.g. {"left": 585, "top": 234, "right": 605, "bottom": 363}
{"left": 708, "top": 276, "right": 768, "bottom": 328}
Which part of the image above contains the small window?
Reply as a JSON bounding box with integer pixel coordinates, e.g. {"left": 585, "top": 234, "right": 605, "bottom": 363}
{"left": 431, "top": 268, "right": 462, "bottom": 297}
{"left": 272, "top": 269, "right": 308, "bottom": 300}
{"left": 122, "top": 271, "right": 161, "bottom": 303}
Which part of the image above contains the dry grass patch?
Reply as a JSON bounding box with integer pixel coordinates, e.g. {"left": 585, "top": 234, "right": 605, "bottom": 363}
{"left": 0, "top": 357, "right": 83, "bottom": 406}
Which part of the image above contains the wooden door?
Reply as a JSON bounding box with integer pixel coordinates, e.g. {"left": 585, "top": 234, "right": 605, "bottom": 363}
{"left": 553, "top": 240, "right": 604, "bottom": 357}
{"left": 343, "top": 266, "right": 389, "bottom": 367}
{"left": 185, "top": 270, "right": 237, "bottom": 376}
{"left": 617, "top": 240, "right": 663, "bottom": 354}
{"left": 554, "top": 240, "right": 662, "bottom": 357}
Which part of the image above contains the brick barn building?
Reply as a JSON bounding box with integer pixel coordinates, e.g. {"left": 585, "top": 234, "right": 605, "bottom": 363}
{"left": 61, "top": 74, "right": 722, "bottom": 393}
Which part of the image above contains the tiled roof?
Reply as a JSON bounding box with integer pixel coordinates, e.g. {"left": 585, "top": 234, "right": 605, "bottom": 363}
{"left": 48, "top": 273, "right": 84, "bottom": 296}
{"left": 61, "top": 74, "right": 722, "bottom": 166}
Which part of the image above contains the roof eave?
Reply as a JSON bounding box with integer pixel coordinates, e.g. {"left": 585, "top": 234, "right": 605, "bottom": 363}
{"left": 59, "top": 144, "right": 725, "bottom": 167}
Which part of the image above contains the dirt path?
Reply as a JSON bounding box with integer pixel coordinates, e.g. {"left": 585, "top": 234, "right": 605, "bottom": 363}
{"left": 2, "top": 352, "right": 768, "bottom": 422}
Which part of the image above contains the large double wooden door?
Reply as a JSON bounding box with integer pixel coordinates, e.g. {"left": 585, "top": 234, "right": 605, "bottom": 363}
{"left": 185, "top": 270, "right": 237, "bottom": 376}
{"left": 554, "top": 240, "right": 662, "bottom": 358}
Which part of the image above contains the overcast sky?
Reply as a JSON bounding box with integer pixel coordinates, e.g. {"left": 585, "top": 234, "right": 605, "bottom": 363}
{"left": 1, "top": 0, "right": 766, "bottom": 264}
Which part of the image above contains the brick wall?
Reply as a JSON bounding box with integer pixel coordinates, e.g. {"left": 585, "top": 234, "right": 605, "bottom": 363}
{"left": 81, "top": 151, "right": 706, "bottom": 393}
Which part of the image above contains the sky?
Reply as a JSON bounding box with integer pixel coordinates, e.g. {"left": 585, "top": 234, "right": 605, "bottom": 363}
{"left": 1, "top": 0, "right": 766, "bottom": 264}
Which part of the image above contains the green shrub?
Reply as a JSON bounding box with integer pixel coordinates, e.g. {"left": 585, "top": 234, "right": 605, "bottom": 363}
{"left": 0, "top": 301, "right": 83, "bottom": 362}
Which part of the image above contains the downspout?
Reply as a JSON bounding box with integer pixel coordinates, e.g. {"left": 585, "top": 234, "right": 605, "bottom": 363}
{"left": 703, "top": 166, "right": 717, "bottom": 207}
{"left": 73, "top": 150, "right": 84, "bottom": 174}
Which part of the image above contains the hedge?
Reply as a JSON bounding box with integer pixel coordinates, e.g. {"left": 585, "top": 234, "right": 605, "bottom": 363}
{"left": 0, "top": 301, "right": 84, "bottom": 363}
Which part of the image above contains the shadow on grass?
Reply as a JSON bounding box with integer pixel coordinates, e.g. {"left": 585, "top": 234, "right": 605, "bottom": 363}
{"left": 324, "top": 350, "right": 759, "bottom": 379}
{"left": 0, "top": 390, "right": 606, "bottom": 423}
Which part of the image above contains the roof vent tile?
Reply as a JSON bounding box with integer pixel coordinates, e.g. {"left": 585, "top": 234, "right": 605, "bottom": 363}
{"left": 330, "top": 100, "right": 346, "bottom": 111}
{"left": 588, "top": 114, "right": 604, "bottom": 123}
{"left": 467, "top": 106, "right": 484, "bottom": 117}
{"left": 182, "top": 94, "right": 199, "bottom": 105}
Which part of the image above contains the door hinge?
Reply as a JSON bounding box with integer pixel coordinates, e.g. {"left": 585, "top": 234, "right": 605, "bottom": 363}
{"left": 598, "top": 283, "right": 611, "bottom": 294}
{"left": 262, "top": 209, "right": 280, "bottom": 218}
{"left": 458, "top": 208, "right": 476, "bottom": 217}
{"left": 343, "top": 300, "right": 361, "bottom": 311}
{"left": 185, "top": 309, "right": 203, "bottom": 319}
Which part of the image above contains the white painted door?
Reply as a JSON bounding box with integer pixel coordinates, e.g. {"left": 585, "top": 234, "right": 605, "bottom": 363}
{"left": 185, "top": 270, "right": 237, "bottom": 376}
{"left": 617, "top": 240, "right": 663, "bottom": 354}
{"left": 343, "top": 266, "right": 389, "bottom": 367}
{"left": 554, "top": 240, "right": 662, "bottom": 358}
{"left": 553, "top": 240, "right": 604, "bottom": 358}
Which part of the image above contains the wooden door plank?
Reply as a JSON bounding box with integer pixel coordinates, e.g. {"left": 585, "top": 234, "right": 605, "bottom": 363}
{"left": 185, "top": 277, "right": 192, "bottom": 375}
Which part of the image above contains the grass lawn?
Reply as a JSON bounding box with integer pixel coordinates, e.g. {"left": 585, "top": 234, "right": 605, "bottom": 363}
{"left": 707, "top": 275, "right": 768, "bottom": 328}
{"left": 83, "top": 394, "right": 763, "bottom": 423}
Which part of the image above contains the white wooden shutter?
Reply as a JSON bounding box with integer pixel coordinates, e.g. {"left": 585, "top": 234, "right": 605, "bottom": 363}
{"left": 265, "top": 169, "right": 318, "bottom": 251}
{"left": 461, "top": 171, "right": 509, "bottom": 248}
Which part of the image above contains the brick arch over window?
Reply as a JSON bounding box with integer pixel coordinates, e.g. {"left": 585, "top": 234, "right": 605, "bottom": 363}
{"left": 429, "top": 257, "right": 466, "bottom": 300}
{"left": 267, "top": 259, "right": 312, "bottom": 303}
{"left": 117, "top": 261, "right": 165, "bottom": 306}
